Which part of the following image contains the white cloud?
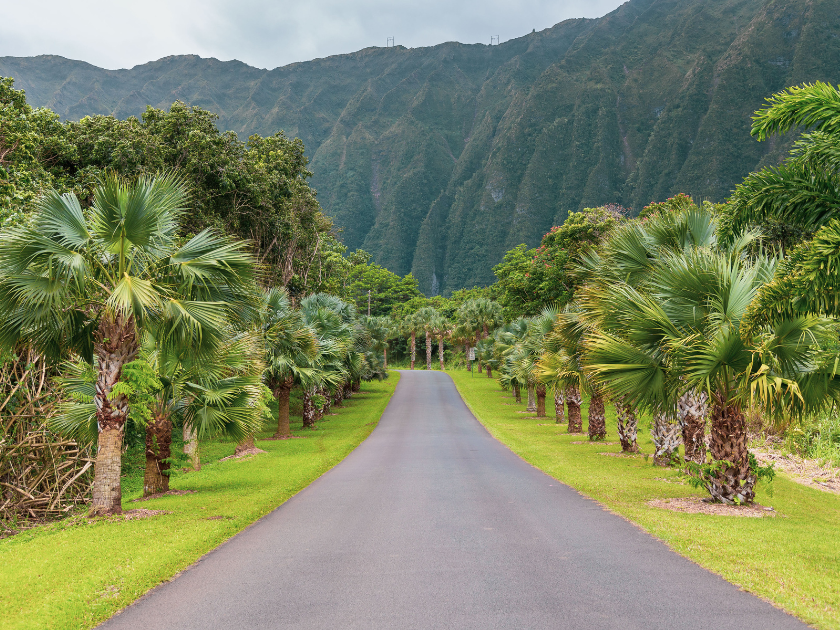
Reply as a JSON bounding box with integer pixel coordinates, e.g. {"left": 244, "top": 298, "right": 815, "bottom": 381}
{"left": 0, "top": 0, "right": 627, "bottom": 69}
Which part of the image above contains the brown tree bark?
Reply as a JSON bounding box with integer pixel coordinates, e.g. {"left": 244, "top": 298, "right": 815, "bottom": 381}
{"left": 566, "top": 384, "right": 583, "bottom": 434}
{"left": 464, "top": 343, "right": 471, "bottom": 371}
{"left": 514, "top": 384, "right": 521, "bottom": 403}
{"left": 614, "top": 399, "right": 639, "bottom": 453}
{"left": 477, "top": 330, "right": 484, "bottom": 373}
{"left": 235, "top": 435, "right": 255, "bottom": 455}
{"left": 707, "top": 393, "right": 755, "bottom": 504}
{"left": 183, "top": 423, "right": 200, "bottom": 471}
{"left": 320, "top": 386, "right": 331, "bottom": 416}
{"left": 426, "top": 332, "right": 432, "bottom": 370}
{"left": 438, "top": 338, "right": 445, "bottom": 370}
{"left": 90, "top": 312, "right": 139, "bottom": 516}
{"left": 144, "top": 408, "right": 172, "bottom": 496}
{"left": 273, "top": 378, "right": 293, "bottom": 438}
{"left": 383, "top": 346, "right": 387, "bottom": 369}
{"left": 302, "top": 388, "right": 317, "bottom": 429}
{"left": 554, "top": 387, "right": 564, "bottom": 424}
{"left": 352, "top": 378, "right": 361, "bottom": 392}
{"left": 91, "top": 426, "right": 124, "bottom": 515}
{"left": 526, "top": 385, "right": 536, "bottom": 412}
{"left": 678, "top": 390, "right": 708, "bottom": 464}
{"left": 536, "top": 384, "right": 546, "bottom": 418}
{"left": 410, "top": 332, "right": 416, "bottom": 370}
{"left": 652, "top": 411, "right": 681, "bottom": 466}
{"left": 588, "top": 394, "right": 606, "bottom": 441}
{"left": 486, "top": 365, "right": 492, "bottom": 378}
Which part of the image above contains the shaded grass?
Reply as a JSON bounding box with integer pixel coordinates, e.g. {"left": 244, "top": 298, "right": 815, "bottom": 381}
{"left": 448, "top": 369, "right": 840, "bottom": 630}
{"left": 0, "top": 374, "right": 399, "bottom": 630}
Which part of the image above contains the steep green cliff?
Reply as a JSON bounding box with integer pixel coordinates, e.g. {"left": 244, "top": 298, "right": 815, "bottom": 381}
{"left": 3, "top": 0, "right": 839, "bottom": 293}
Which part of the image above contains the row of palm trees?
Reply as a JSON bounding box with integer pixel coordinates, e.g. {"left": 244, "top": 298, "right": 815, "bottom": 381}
{"left": 472, "top": 204, "right": 840, "bottom": 504}
{"left": 0, "top": 175, "right": 387, "bottom": 516}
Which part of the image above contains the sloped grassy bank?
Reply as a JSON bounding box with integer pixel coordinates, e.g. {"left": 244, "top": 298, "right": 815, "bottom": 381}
{"left": 448, "top": 369, "right": 840, "bottom": 630}
{"left": 0, "top": 374, "right": 399, "bottom": 630}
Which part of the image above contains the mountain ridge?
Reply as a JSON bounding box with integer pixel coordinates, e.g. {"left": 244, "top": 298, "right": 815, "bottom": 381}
{"left": 3, "top": 0, "right": 839, "bottom": 294}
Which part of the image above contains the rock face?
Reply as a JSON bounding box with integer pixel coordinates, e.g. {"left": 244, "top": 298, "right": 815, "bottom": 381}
{"left": 4, "top": 0, "right": 839, "bottom": 293}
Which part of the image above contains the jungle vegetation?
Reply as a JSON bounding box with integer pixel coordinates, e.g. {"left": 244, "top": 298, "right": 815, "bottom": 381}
{"left": 3, "top": 0, "right": 840, "bottom": 294}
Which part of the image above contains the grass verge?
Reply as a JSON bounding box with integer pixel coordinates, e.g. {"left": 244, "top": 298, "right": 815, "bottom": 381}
{"left": 0, "top": 374, "right": 399, "bottom": 630}
{"left": 448, "top": 369, "right": 840, "bottom": 630}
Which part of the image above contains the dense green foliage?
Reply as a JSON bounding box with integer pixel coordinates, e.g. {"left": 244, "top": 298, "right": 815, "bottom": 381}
{"left": 0, "top": 80, "right": 331, "bottom": 289}
{"left": 4, "top": 0, "right": 839, "bottom": 293}
{"left": 492, "top": 206, "right": 622, "bottom": 319}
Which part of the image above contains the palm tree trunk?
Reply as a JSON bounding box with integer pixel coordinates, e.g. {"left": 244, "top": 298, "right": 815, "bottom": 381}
{"left": 652, "top": 411, "right": 681, "bottom": 466}
{"left": 273, "top": 378, "right": 293, "bottom": 438}
{"left": 707, "top": 392, "right": 755, "bottom": 504}
{"left": 183, "top": 423, "right": 200, "bottom": 471}
{"left": 438, "top": 338, "right": 445, "bottom": 370}
{"left": 526, "top": 385, "right": 536, "bottom": 412}
{"left": 352, "top": 378, "right": 361, "bottom": 392}
{"left": 566, "top": 384, "right": 583, "bottom": 433}
{"left": 410, "top": 332, "right": 416, "bottom": 370}
{"left": 92, "top": 427, "right": 124, "bottom": 516}
{"left": 464, "top": 343, "right": 471, "bottom": 371}
{"left": 426, "top": 332, "right": 432, "bottom": 370}
{"left": 678, "top": 390, "right": 708, "bottom": 464}
{"left": 536, "top": 383, "right": 546, "bottom": 418}
{"left": 235, "top": 435, "right": 255, "bottom": 455}
{"left": 486, "top": 364, "right": 492, "bottom": 378}
{"left": 144, "top": 407, "right": 172, "bottom": 496}
{"left": 383, "top": 346, "right": 387, "bottom": 369}
{"left": 320, "top": 386, "right": 331, "bottom": 416}
{"left": 514, "top": 384, "right": 521, "bottom": 403}
{"left": 302, "top": 388, "right": 317, "bottom": 428}
{"left": 614, "top": 399, "right": 639, "bottom": 453}
{"left": 588, "top": 394, "right": 606, "bottom": 441}
{"left": 90, "top": 312, "right": 138, "bottom": 516}
{"left": 554, "top": 387, "right": 565, "bottom": 424}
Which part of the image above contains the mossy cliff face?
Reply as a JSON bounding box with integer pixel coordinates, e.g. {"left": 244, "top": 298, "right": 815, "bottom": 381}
{"left": 3, "top": 0, "right": 839, "bottom": 294}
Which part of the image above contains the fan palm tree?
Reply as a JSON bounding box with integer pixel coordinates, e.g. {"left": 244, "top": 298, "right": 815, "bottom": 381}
{"left": 453, "top": 304, "right": 478, "bottom": 371}
{"left": 414, "top": 306, "right": 441, "bottom": 371}
{"left": 299, "top": 294, "right": 356, "bottom": 427}
{"left": 402, "top": 311, "right": 426, "bottom": 370}
{"left": 360, "top": 315, "right": 392, "bottom": 370}
{"left": 143, "top": 331, "right": 266, "bottom": 490}
{"left": 539, "top": 307, "right": 595, "bottom": 434}
{"left": 432, "top": 315, "right": 450, "bottom": 370}
{"left": 585, "top": 247, "right": 840, "bottom": 503}
{"left": 576, "top": 203, "right": 723, "bottom": 452}
{"left": 258, "top": 288, "right": 318, "bottom": 439}
{"left": 0, "top": 174, "right": 256, "bottom": 515}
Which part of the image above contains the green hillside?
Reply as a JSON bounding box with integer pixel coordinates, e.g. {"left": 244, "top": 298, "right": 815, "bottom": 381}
{"left": 3, "top": 0, "right": 839, "bottom": 294}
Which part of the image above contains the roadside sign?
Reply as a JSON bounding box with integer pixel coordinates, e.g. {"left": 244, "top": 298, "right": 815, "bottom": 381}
{"left": 468, "top": 347, "right": 476, "bottom": 361}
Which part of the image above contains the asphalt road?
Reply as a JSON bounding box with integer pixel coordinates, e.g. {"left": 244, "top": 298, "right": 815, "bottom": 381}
{"left": 100, "top": 370, "right": 806, "bottom": 629}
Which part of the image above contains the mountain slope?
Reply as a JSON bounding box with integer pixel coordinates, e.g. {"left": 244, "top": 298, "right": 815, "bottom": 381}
{"left": 3, "top": 0, "right": 839, "bottom": 294}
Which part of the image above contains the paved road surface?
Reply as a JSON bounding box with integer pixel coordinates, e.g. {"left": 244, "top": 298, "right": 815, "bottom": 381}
{"left": 101, "top": 370, "right": 805, "bottom": 629}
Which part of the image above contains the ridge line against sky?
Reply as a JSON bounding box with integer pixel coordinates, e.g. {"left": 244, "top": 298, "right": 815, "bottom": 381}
{"left": 1, "top": 0, "right": 627, "bottom": 71}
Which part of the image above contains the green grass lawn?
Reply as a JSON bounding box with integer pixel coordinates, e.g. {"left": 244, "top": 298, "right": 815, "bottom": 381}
{"left": 0, "top": 374, "right": 399, "bottom": 630}
{"left": 448, "top": 369, "right": 840, "bottom": 630}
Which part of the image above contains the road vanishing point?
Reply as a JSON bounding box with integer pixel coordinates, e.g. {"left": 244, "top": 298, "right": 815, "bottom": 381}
{"left": 100, "top": 370, "right": 806, "bottom": 629}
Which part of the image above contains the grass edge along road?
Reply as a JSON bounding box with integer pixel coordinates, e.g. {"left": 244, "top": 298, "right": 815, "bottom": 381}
{"left": 448, "top": 368, "right": 840, "bottom": 630}
{"left": 0, "top": 374, "right": 400, "bottom": 630}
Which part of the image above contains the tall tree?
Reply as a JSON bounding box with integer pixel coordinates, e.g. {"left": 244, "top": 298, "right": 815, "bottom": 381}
{"left": 0, "top": 175, "right": 256, "bottom": 514}
{"left": 258, "top": 288, "right": 318, "bottom": 439}
{"left": 585, "top": 247, "right": 840, "bottom": 503}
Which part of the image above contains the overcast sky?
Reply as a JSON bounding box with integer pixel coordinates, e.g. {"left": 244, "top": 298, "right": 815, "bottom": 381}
{"left": 0, "top": 0, "right": 627, "bottom": 70}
